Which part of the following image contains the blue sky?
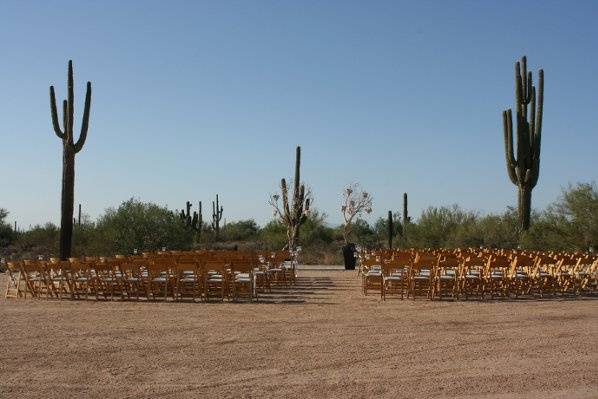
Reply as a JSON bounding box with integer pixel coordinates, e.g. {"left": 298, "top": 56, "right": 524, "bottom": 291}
{"left": 1, "top": 0, "right": 597, "bottom": 228}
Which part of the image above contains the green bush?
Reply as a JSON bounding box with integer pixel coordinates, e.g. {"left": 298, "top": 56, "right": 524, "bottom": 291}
{"left": 96, "top": 198, "right": 192, "bottom": 254}
{"left": 0, "top": 208, "right": 15, "bottom": 248}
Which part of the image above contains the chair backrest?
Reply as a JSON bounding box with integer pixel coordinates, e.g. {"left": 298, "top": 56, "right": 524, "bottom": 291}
{"left": 487, "top": 255, "right": 513, "bottom": 277}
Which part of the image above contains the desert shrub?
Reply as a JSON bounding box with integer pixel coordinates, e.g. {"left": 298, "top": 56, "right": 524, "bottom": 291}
{"left": 298, "top": 210, "right": 334, "bottom": 246}
{"left": 350, "top": 218, "right": 378, "bottom": 249}
{"left": 407, "top": 205, "right": 477, "bottom": 248}
{"left": 259, "top": 220, "right": 287, "bottom": 250}
{"left": 220, "top": 219, "right": 260, "bottom": 242}
{"left": 521, "top": 183, "right": 598, "bottom": 251}
{"left": 4, "top": 182, "right": 597, "bottom": 262}
{"left": 8, "top": 223, "right": 60, "bottom": 259}
{"left": 96, "top": 198, "right": 192, "bottom": 254}
{"left": 0, "top": 208, "right": 15, "bottom": 248}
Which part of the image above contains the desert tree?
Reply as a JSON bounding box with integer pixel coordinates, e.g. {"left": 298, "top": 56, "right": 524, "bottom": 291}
{"left": 341, "top": 183, "right": 373, "bottom": 244}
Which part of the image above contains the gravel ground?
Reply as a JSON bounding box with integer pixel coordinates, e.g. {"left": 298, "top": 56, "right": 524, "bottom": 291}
{"left": 1, "top": 269, "right": 597, "bottom": 398}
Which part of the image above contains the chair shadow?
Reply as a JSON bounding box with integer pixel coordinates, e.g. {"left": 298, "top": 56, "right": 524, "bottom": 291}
{"left": 255, "top": 275, "right": 340, "bottom": 304}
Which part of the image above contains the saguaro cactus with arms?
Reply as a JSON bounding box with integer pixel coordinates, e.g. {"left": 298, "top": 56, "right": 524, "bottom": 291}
{"left": 269, "top": 146, "right": 311, "bottom": 250}
{"left": 503, "top": 56, "right": 544, "bottom": 231}
{"left": 50, "top": 60, "right": 92, "bottom": 259}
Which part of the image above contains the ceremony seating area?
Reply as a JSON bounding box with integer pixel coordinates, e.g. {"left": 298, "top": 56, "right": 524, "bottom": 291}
{"left": 359, "top": 248, "right": 598, "bottom": 300}
{"left": 4, "top": 250, "right": 295, "bottom": 302}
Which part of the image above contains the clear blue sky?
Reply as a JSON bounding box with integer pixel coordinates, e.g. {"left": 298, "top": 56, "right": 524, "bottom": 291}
{"left": 1, "top": 0, "right": 597, "bottom": 229}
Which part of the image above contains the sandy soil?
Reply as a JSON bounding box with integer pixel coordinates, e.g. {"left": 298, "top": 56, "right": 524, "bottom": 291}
{"left": 1, "top": 269, "right": 597, "bottom": 399}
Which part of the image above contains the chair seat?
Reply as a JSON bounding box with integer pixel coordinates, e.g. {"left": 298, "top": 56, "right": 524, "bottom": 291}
{"left": 180, "top": 277, "right": 196, "bottom": 282}
{"left": 414, "top": 276, "right": 429, "bottom": 280}
{"left": 152, "top": 277, "right": 167, "bottom": 282}
{"left": 385, "top": 276, "right": 403, "bottom": 281}
{"left": 464, "top": 274, "right": 480, "bottom": 279}
{"left": 439, "top": 275, "right": 455, "bottom": 280}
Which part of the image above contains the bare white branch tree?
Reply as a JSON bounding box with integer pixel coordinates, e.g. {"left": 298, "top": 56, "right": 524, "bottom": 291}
{"left": 341, "top": 183, "right": 373, "bottom": 244}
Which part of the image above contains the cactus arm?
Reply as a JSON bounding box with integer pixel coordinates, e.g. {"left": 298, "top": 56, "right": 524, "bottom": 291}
{"left": 66, "top": 60, "right": 74, "bottom": 143}
{"left": 535, "top": 70, "right": 544, "bottom": 138}
{"left": 198, "top": 201, "right": 203, "bottom": 226}
{"left": 281, "top": 178, "right": 291, "bottom": 225}
{"left": 294, "top": 146, "right": 301, "bottom": 198}
{"left": 294, "top": 184, "right": 305, "bottom": 222}
{"left": 49, "top": 86, "right": 65, "bottom": 140}
{"left": 74, "top": 81, "right": 92, "bottom": 153}
{"left": 62, "top": 100, "right": 68, "bottom": 137}
{"left": 529, "top": 87, "right": 536, "bottom": 147}
{"left": 502, "top": 110, "right": 518, "bottom": 185}
{"left": 529, "top": 70, "right": 543, "bottom": 189}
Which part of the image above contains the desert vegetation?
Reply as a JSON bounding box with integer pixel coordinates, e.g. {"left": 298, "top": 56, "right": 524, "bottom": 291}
{"left": 1, "top": 182, "right": 596, "bottom": 266}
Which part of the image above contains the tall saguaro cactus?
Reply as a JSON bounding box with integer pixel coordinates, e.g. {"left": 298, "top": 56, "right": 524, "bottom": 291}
{"left": 270, "top": 146, "right": 311, "bottom": 250}
{"left": 503, "top": 56, "right": 544, "bottom": 231}
{"left": 211, "top": 194, "right": 223, "bottom": 237}
{"left": 50, "top": 60, "right": 92, "bottom": 260}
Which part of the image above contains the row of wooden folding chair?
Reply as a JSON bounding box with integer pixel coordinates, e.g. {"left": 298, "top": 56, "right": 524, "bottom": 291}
{"left": 360, "top": 249, "right": 598, "bottom": 301}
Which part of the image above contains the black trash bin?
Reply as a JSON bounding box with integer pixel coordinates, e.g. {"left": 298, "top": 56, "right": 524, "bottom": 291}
{"left": 342, "top": 243, "right": 357, "bottom": 270}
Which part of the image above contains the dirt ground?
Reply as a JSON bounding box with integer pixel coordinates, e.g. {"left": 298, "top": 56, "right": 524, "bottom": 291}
{"left": 1, "top": 269, "right": 597, "bottom": 399}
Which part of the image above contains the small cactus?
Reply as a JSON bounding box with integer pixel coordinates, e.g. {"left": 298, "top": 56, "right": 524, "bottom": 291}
{"left": 211, "top": 195, "right": 223, "bottom": 237}
{"left": 397, "top": 192, "right": 411, "bottom": 238}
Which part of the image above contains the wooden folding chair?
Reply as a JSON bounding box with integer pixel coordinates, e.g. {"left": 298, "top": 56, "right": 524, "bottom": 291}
{"left": 203, "top": 259, "right": 227, "bottom": 302}
{"left": 46, "top": 260, "right": 73, "bottom": 300}
{"left": 554, "top": 257, "right": 577, "bottom": 295}
{"left": 68, "top": 259, "right": 92, "bottom": 300}
{"left": 5, "top": 262, "right": 25, "bottom": 299}
{"left": 575, "top": 258, "right": 598, "bottom": 295}
{"left": 174, "top": 258, "right": 203, "bottom": 302}
{"left": 532, "top": 255, "right": 558, "bottom": 297}
{"left": 485, "top": 256, "right": 512, "bottom": 299}
{"left": 511, "top": 255, "right": 535, "bottom": 297}
{"left": 146, "top": 257, "right": 176, "bottom": 301}
{"left": 381, "top": 252, "right": 411, "bottom": 300}
{"left": 229, "top": 259, "right": 255, "bottom": 302}
{"left": 362, "top": 257, "right": 383, "bottom": 296}
{"left": 254, "top": 253, "right": 272, "bottom": 294}
{"left": 433, "top": 257, "right": 460, "bottom": 300}
{"left": 408, "top": 253, "right": 437, "bottom": 300}
{"left": 460, "top": 256, "right": 487, "bottom": 300}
